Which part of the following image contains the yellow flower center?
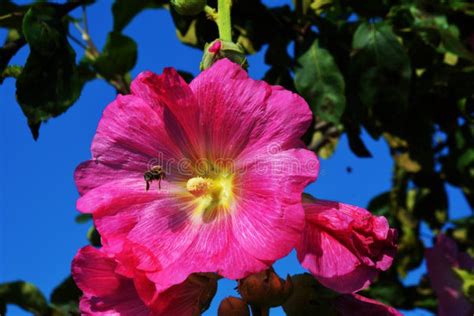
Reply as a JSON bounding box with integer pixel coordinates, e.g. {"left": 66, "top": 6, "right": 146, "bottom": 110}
{"left": 186, "top": 173, "right": 234, "bottom": 222}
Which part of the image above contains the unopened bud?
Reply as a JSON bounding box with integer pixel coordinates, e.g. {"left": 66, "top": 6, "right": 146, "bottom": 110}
{"left": 218, "top": 296, "right": 250, "bottom": 316}
{"left": 201, "top": 40, "right": 248, "bottom": 71}
{"left": 187, "top": 273, "right": 218, "bottom": 314}
{"left": 238, "top": 268, "right": 293, "bottom": 308}
{"left": 171, "top": 0, "right": 206, "bottom": 16}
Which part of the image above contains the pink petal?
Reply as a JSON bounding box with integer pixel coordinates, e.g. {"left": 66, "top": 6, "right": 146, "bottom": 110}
{"left": 75, "top": 94, "right": 193, "bottom": 195}
{"left": 296, "top": 198, "right": 397, "bottom": 293}
{"left": 147, "top": 215, "right": 269, "bottom": 291}
{"left": 130, "top": 68, "right": 203, "bottom": 160}
{"left": 190, "top": 59, "right": 313, "bottom": 161}
{"left": 232, "top": 149, "right": 318, "bottom": 261}
{"left": 72, "top": 246, "right": 150, "bottom": 316}
{"left": 73, "top": 246, "right": 218, "bottom": 316}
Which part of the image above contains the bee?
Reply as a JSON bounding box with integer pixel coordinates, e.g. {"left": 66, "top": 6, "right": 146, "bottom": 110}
{"left": 144, "top": 165, "right": 166, "bottom": 191}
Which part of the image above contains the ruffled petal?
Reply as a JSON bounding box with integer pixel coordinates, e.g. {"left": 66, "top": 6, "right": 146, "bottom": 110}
{"left": 296, "top": 198, "right": 397, "bottom": 293}
{"left": 72, "top": 246, "right": 218, "bottom": 316}
{"left": 72, "top": 246, "right": 150, "bottom": 316}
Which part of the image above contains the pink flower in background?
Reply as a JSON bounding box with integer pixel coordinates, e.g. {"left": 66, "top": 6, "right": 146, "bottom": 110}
{"left": 296, "top": 195, "right": 397, "bottom": 293}
{"left": 75, "top": 59, "right": 318, "bottom": 290}
{"left": 72, "top": 246, "right": 217, "bottom": 315}
{"left": 425, "top": 234, "right": 474, "bottom": 316}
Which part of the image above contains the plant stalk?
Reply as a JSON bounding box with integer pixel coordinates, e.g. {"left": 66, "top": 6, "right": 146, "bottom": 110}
{"left": 217, "top": 0, "right": 232, "bottom": 41}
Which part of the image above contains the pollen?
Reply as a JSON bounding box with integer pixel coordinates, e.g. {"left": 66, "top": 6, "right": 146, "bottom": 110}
{"left": 187, "top": 174, "right": 234, "bottom": 221}
{"left": 186, "top": 177, "right": 214, "bottom": 197}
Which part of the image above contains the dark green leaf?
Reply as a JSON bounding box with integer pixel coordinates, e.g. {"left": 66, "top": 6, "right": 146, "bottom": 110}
{"left": 50, "top": 276, "right": 81, "bottom": 310}
{"left": 295, "top": 40, "right": 346, "bottom": 123}
{"left": 16, "top": 47, "right": 82, "bottom": 139}
{"left": 87, "top": 225, "right": 101, "bottom": 247}
{"left": 22, "top": 4, "right": 66, "bottom": 56}
{"left": 16, "top": 4, "right": 87, "bottom": 139}
{"left": 0, "top": 281, "right": 48, "bottom": 315}
{"left": 94, "top": 32, "right": 137, "bottom": 79}
{"left": 345, "top": 126, "right": 372, "bottom": 158}
{"left": 367, "top": 191, "right": 392, "bottom": 220}
{"left": 351, "top": 22, "right": 412, "bottom": 115}
{"left": 74, "top": 213, "right": 92, "bottom": 224}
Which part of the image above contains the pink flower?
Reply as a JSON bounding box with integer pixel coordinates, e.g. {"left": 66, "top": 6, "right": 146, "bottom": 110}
{"left": 72, "top": 246, "right": 217, "bottom": 315}
{"left": 425, "top": 234, "right": 474, "bottom": 316}
{"left": 75, "top": 59, "right": 318, "bottom": 290}
{"left": 296, "top": 195, "right": 397, "bottom": 293}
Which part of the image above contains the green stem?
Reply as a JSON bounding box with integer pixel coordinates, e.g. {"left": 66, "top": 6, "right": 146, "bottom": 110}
{"left": 204, "top": 5, "right": 218, "bottom": 21}
{"left": 217, "top": 0, "right": 232, "bottom": 41}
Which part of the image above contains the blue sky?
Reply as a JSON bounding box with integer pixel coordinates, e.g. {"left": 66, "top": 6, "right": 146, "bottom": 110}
{"left": 0, "top": 1, "right": 471, "bottom": 315}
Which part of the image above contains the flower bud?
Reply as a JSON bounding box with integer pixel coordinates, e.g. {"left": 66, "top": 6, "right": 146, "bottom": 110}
{"left": 187, "top": 273, "right": 218, "bottom": 313}
{"left": 238, "top": 268, "right": 293, "bottom": 308}
{"left": 218, "top": 296, "right": 250, "bottom": 316}
{"left": 171, "top": 0, "right": 206, "bottom": 16}
{"left": 201, "top": 40, "right": 248, "bottom": 71}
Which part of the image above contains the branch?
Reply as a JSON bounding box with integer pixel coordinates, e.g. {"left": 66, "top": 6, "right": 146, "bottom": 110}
{"left": 0, "top": 37, "right": 26, "bottom": 73}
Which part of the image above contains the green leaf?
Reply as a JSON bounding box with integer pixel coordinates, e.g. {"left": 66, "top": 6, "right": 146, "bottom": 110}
{"left": 50, "top": 276, "right": 81, "bottom": 314}
{"left": 0, "top": 281, "right": 48, "bottom": 315}
{"left": 22, "top": 4, "right": 65, "bottom": 56}
{"left": 112, "top": 0, "right": 164, "bottom": 32}
{"left": 94, "top": 31, "right": 137, "bottom": 79}
{"left": 453, "top": 268, "right": 474, "bottom": 303}
{"left": 16, "top": 47, "right": 82, "bottom": 139}
{"left": 408, "top": 6, "right": 474, "bottom": 62}
{"left": 351, "top": 22, "right": 412, "bottom": 114}
{"left": 74, "top": 213, "right": 92, "bottom": 224}
{"left": 345, "top": 125, "right": 372, "bottom": 158}
{"left": 87, "top": 225, "right": 101, "bottom": 247}
{"left": 367, "top": 192, "right": 392, "bottom": 218}
{"left": 295, "top": 40, "right": 346, "bottom": 123}
{"left": 16, "top": 4, "right": 87, "bottom": 139}
{"left": 1, "top": 65, "right": 22, "bottom": 82}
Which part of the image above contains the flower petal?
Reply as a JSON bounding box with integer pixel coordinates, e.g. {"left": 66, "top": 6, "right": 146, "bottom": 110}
{"left": 296, "top": 198, "right": 397, "bottom": 293}
{"left": 232, "top": 149, "right": 318, "bottom": 261}
{"left": 146, "top": 214, "right": 269, "bottom": 291}
{"left": 190, "top": 59, "right": 313, "bottom": 160}
{"left": 72, "top": 246, "right": 150, "bottom": 316}
{"left": 425, "top": 235, "right": 474, "bottom": 316}
{"left": 130, "top": 68, "right": 203, "bottom": 160}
